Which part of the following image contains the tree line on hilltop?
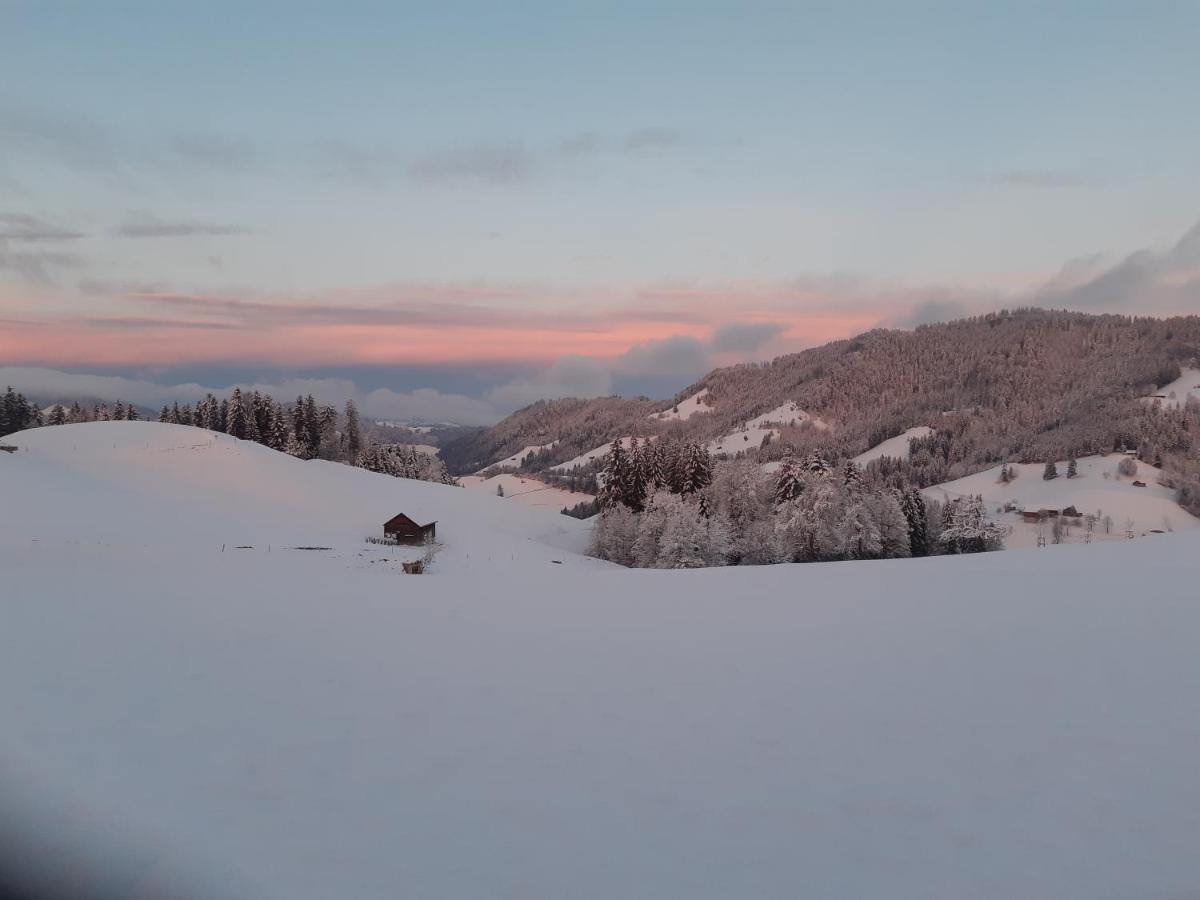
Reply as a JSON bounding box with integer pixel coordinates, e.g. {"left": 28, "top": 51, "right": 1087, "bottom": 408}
{"left": 1, "top": 386, "right": 456, "bottom": 485}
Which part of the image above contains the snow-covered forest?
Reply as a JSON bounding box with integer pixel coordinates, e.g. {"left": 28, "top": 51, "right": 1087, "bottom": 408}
{"left": 589, "top": 438, "right": 1004, "bottom": 568}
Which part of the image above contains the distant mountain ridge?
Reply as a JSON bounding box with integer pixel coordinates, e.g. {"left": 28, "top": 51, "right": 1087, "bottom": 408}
{"left": 441, "top": 309, "right": 1200, "bottom": 490}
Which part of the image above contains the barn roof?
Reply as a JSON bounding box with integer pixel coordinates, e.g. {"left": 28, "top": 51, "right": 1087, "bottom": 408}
{"left": 383, "top": 512, "right": 436, "bottom": 529}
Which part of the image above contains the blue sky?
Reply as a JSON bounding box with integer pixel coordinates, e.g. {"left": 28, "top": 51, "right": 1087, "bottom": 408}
{"left": 1, "top": 1, "right": 1198, "bottom": 420}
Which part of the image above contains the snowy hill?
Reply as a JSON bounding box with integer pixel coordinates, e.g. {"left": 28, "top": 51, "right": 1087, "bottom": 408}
{"left": 707, "top": 402, "right": 828, "bottom": 457}
{"left": 1143, "top": 365, "right": 1200, "bottom": 409}
{"left": 853, "top": 426, "right": 933, "bottom": 465}
{"left": 925, "top": 453, "right": 1200, "bottom": 548}
{"left": 479, "top": 440, "right": 558, "bottom": 472}
{"left": 0, "top": 422, "right": 600, "bottom": 572}
{"left": 648, "top": 389, "right": 712, "bottom": 421}
{"left": 549, "top": 435, "right": 646, "bottom": 472}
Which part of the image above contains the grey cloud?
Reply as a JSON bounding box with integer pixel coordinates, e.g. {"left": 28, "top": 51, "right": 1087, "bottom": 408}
{"left": 624, "top": 127, "right": 681, "bottom": 152}
{"left": 710, "top": 321, "right": 786, "bottom": 353}
{"left": 1032, "top": 219, "right": 1200, "bottom": 312}
{"left": 0, "top": 105, "right": 121, "bottom": 174}
{"left": 559, "top": 132, "right": 604, "bottom": 156}
{"left": 0, "top": 246, "right": 85, "bottom": 285}
{"left": 889, "top": 298, "right": 974, "bottom": 328}
{"left": 78, "top": 277, "right": 166, "bottom": 296}
{"left": 116, "top": 216, "right": 250, "bottom": 238}
{"left": 410, "top": 144, "right": 534, "bottom": 185}
{"left": 0, "top": 213, "right": 86, "bottom": 242}
{"left": 0, "top": 104, "right": 263, "bottom": 180}
{"left": 486, "top": 356, "right": 614, "bottom": 411}
{"left": 983, "top": 170, "right": 1099, "bottom": 189}
{"left": 613, "top": 335, "right": 711, "bottom": 379}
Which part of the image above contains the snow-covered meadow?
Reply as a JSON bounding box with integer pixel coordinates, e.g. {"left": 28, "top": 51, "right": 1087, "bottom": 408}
{"left": 3, "top": 422, "right": 1200, "bottom": 899}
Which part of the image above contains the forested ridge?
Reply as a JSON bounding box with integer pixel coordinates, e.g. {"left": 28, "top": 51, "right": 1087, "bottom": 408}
{"left": 443, "top": 309, "right": 1200, "bottom": 491}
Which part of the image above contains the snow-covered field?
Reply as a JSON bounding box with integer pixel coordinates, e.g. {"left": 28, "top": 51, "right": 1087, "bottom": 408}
{"left": 854, "top": 425, "right": 933, "bottom": 466}
{"left": 1144, "top": 366, "right": 1200, "bottom": 409}
{"left": 459, "top": 471, "right": 595, "bottom": 511}
{"left": 3, "top": 422, "right": 1200, "bottom": 899}
{"left": 649, "top": 389, "right": 712, "bottom": 421}
{"left": 925, "top": 453, "right": 1200, "bottom": 548}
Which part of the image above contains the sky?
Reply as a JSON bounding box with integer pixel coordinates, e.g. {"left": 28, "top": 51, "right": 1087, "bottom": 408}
{"left": 2, "top": 1, "right": 1199, "bottom": 423}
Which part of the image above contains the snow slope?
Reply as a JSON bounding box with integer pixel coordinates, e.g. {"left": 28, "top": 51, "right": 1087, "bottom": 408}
{"left": 649, "top": 389, "right": 712, "bottom": 421}
{"left": 459, "top": 472, "right": 595, "bottom": 511}
{"left": 708, "top": 402, "right": 829, "bottom": 456}
{"left": 0, "top": 422, "right": 600, "bottom": 572}
{"left": 481, "top": 440, "right": 558, "bottom": 472}
{"left": 1144, "top": 366, "right": 1200, "bottom": 409}
{"left": 925, "top": 453, "right": 1200, "bottom": 549}
{"left": 549, "top": 435, "right": 648, "bottom": 472}
{"left": 854, "top": 426, "right": 933, "bottom": 465}
{"left": 3, "top": 530, "right": 1200, "bottom": 899}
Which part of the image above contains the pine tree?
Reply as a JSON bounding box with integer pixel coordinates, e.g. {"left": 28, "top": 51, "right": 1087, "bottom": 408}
{"left": 836, "top": 498, "right": 883, "bottom": 559}
{"left": 226, "top": 388, "right": 251, "bottom": 439}
{"left": 774, "top": 456, "right": 804, "bottom": 505}
{"left": 682, "top": 441, "right": 713, "bottom": 495}
{"left": 47, "top": 405, "right": 68, "bottom": 426}
{"left": 803, "top": 452, "right": 832, "bottom": 479}
{"left": 269, "top": 402, "right": 289, "bottom": 451}
{"left": 285, "top": 431, "right": 309, "bottom": 458}
{"left": 901, "top": 489, "right": 929, "bottom": 557}
{"left": 940, "top": 496, "right": 1007, "bottom": 554}
{"left": 159, "top": 405, "right": 171, "bottom": 423}
{"left": 125, "top": 404, "right": 139, "bottom": 421}
{"left": 1043, "top": 461, "right": 1059, "bottom": 480}
{"left": 303, "top": 395, "right": 321, "bottom": 456}
{"left": 598, "top": 439, "right": 627, "bottom": 509}
{"left": 624, "top": 438, "right": 648, "bottom": 512}
{"left": 342, "top": 400, "right": 362, "bottom": 462}
{"left": 112, "top": 401, "right": 127, "bottom": 420}
{"left": 842, "top": 459, "right": 865, "bottom": 493}
{"left": 1066, "top": 457, "right": 1078, "bottom": 478}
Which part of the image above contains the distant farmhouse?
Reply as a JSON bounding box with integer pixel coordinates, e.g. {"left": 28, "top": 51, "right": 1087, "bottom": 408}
{"left": 383, "top": 513, "right": 437, "bottom": 545}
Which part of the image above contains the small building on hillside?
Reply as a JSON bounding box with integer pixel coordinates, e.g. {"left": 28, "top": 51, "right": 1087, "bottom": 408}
{"left": 1131, "top": 480, "right": 1147, "bottom": 488}
{"left": 383, "top": 513, "right": 437, "bottom": 545}
{"left": 1021, "top": 510, "right": 1043, "bottom": 524}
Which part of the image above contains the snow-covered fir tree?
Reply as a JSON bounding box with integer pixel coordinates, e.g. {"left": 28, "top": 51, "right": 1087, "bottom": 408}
{"left": 939, "top": 496, "right": 1008, "bottom": 554}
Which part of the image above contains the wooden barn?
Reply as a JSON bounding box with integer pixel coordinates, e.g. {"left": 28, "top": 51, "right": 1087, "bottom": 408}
{"left": 383, "top": 513, "right": 436, "bottom": 545}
